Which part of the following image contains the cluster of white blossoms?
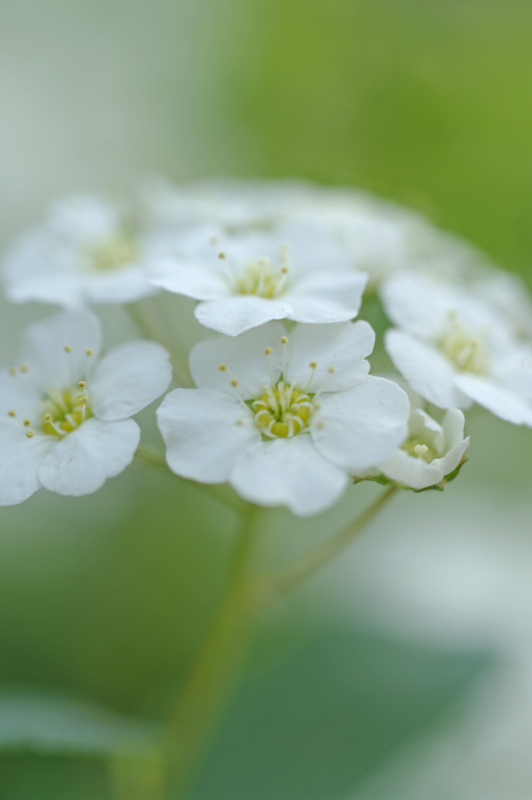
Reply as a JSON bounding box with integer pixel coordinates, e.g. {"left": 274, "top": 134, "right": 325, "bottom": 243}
{"left": 2, "top": 178, "right": 532, "bottom": 514}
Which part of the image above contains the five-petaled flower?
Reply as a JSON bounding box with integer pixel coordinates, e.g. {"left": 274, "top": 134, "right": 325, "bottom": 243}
{"left": 0, "top": 311, "right": 172, "bottom": 505}
{"left": 149, "top": 221, "right": 368, "bottom": 336}
{"left": 383, "top": 273, "right": 532, "bottom": 426}
{"left": 2, "top": 194, "right": 170, "bottom": 308}
{"left": 156, "top": 321, "right": 410, "bottom": 516}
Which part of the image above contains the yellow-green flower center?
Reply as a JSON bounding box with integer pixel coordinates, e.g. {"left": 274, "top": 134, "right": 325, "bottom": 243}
{"left": 402, "top": 435, "right": 437, "bottom": 462}
{"left": 40, "top": 385, "right": 93, "bottom": 436}
{"left": 235, "top": 256, "right": 290, "bottom": 298}
{"left": 251, "top": 381, "right": 312, "bottom": 438}
{"left": 439, "top": 317, "right": 488, "bottom": 374}
{"left": 84, "top": 233, "right": 139, "bottom": 272}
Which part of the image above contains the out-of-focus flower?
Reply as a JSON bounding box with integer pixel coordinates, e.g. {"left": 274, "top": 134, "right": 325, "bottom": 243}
{"left": 358, "top": 407, "right": 469, "bottom": 491}
{"left": 150, "top": 221, "right": 367, "bottom": 336}
{"left": 383, "top": 272, "right": 532, "bottom": 425}
{"left": 0, "top": 311, "right": 172, "bottom": 504}
{"left": 2, "top": 194, "right": 172, "bottom": 308}
{"left": 156, "top": 320, "right": 410, "bottom": 516}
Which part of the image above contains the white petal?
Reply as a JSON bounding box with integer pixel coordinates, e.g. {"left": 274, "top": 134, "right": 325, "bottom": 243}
{"left": 454, "top": 374, "right": 532, "bottom": 426}
{"left": 311, "top": 375, "right": 410, "bottom": 471}
{"left": 381, "top": 273, "right": 456, "bottom": 337}
{"left": 385, "top": 328, "right": 471, "bottom": 409}
{"left": 48, "top": 195, "right": 118, "bottom": 241}
{"left": 157, "top": 388, "right": 260, "bottom": 483}
{"left": 433, "top": 436, "right": 470, "bottom": 477}
{"left": 90, "top": 341, "right": 172, "bottom": 421}
{"left": 493, "top": 347, "right": 532, "bottom": 402}
{"left": 285, "top": 270, "right": 367, "bottom": 324}
{"left": 37, "top": 417, "right": 140, "bottom": 496}
{"left": 189, "top": 322, "right": 285, "bottom": 398}
{"left": 195, "top": 295, "right": 293, "bottom": 336}
{"left": 408, "top": 408, "right": 445, "bottom": 454}
{"left": 0, "top": 428, "right": 51, "bottom": 506}
{"left": 83, "top": 264, "right": 158, "bottom": 304}
{"left": 230, "top": 436, "right": 349, "bottom": 517}
{"left": 284, "top": 321, "right": 374, "bottom": 392}
{"left": 150, "top": 255, "right": 230, "bottom": 300}
{"left": 0, "top": 369, "right": 41, "bottom": 419}
{"left": 20, "top": 311, "right": 102, "bottom": 388}
{"left": 441, "top": 408, "right": 466, "bottom": 451}
{"left": 379, "top": 448, "right": 443, "bottom": 491}
{"left": 272, "top": 219, "right": 356, "bottom": 274}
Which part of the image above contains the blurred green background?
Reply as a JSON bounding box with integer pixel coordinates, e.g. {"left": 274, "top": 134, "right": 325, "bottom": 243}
{"left": 2, "top": 1, "right": 532, "bottom": 798}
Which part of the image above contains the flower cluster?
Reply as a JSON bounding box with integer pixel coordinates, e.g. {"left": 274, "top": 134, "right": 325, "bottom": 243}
{"left": 2, "top": 178, "right": 531, "bottom": 514}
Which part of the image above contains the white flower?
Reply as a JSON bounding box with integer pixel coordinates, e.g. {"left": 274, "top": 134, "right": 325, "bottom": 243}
{"left": 359, "top": 407, "right": 469, "bottom": 491}
{"left": 0, "top": 311, "right": 172, "bottom": 505}
{"left": 382, "top": 272, "right": 532, "bottom": 425}
{"left": 156, "top": 321, "right": 410, "bottom": 516}
{"left": 2, "top": 194, "right": 170, "bottom": 308}
{"left": 143, "top": 177, "right": 488, "bottom": 288}
{"left": 150, "top": 221, "right": 367, "bottom": 336}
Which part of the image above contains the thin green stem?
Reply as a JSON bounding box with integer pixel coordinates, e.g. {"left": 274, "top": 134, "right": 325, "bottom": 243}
{"left": 134, "top": 444, "right": 246, "bottom": 516}
{"left": 255, "top": 486, "right": 398, "bottom": 608}
{"left": 164, "top": 504, "right": 266, "bottom": 798}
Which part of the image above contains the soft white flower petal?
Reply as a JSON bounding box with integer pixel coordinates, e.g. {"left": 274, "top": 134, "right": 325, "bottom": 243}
{"left": 311, "top": 375, "right": 410, "bottom": 471}
{"left": 150, "top": 255, "right": 230, "bottom": 300}
{"left": 37, "top": 417, "right": 140, "bottom": 496}
{"left": 0, "top": 370, "right": 41, "bottom": 418}
{"left": 157, "top": 388, "right": 260, "bottom": 483}
{"left": 381, "top": 273, "right": 456, "bottom": 337}
{"left": 285, "top": 321, "right": 374, "bottom": 392}
{"left": 189, "top": 322, "right": 285, "bottom": 398}
{"left": 441, "top": 408, "right": 466, "bottom": 451}
{"left": 434, "top": 436, "right": 470, "bottom": 477}
{"left": 0, "top": 429, "right": 51, "bottom": 506}
{"left": 272, "top": 219, "right": 356, "bottom": 274}
{"left": 385, "top": 328, "right": 472, "bottom": 409}
{"left": 20, "top": 311, "right": 102, "bottom": 388}
{"left": 230, "top": 436, "right": 349, "bottom": 517}
{"left": 195, "top": 295, "right": 293, "bottom": 336}
{"left": 83, "top": 264, "right": 159, "bottom": 305}
{"left": 285, "top": 270, "right": 367, "bottom": 324}
{"left": 454, "top": 374, "right": 532, "bottom": 426}
{"left": 379, "top": 448, "right": 443, "bottom": 491}
{"left": 90, "top": 341, "right": 172, "bottom": 421}
{"left": 408, "top": 408, "right": 445, "bottom": 454}
{"left": 49, "top": 195, "right": 118, "bottom": 241}
{"left": 493, "top": 348, "right": 532, "bottom": 402}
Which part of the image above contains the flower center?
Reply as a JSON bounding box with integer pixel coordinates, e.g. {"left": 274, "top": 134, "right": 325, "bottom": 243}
{"left": 235, "top": 256, "right": 290, "bottom": 299}
{"left": 251, "top": 380, "right": 313, "bottom": 438}
{"left": 402, "top": 436, "right": 437, "bottom": 463}
{"left": 40, "top": 383, "right": 93, "bottom": 437}
{"left": 83, "top": 233, "right": 139, "bottom": 272}
{"left": 439, "top": 317, "right": 488, "bottom": 374}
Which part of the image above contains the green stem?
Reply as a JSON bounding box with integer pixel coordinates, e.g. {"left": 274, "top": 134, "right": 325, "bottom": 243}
{"left": 134, "top": 444, "right": 246, "bottom": 516}
{"left": 164, "top": 504, "right": 265, "bottom": 798}
{"left": 256, "top": 486, "right": 398, "bottom": 608}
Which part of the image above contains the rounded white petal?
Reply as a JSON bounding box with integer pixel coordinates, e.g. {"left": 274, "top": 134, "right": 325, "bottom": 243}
{"left": 189, "top": 322, "right": 285, "bottom": 398}
{"left": 195, "top": 295, "right": 293, "bottom": 336}
{"left": 493, "top": 347, "right": 532, "bottom": 402}
{"left": 272, "top": 219, "right": 356, "bottom": 274}
{"left": 48, "top": 195, "right": 118, "bottom": 241}
{"left": 385, "top": 328, "right": 472, "bottom": 409}
{"left": 150, "top": 255, "right": 230, "bottom": 300}
{"left": 230, "top": 436, "right": 349, "bottom": 517}
{"left": 441, "top": 408, "right": 466, "bottom": 451}
{"left": 381, "top": 273, "right": 458, "bottom": 338}
{"left": 0, "top": 429, "right": 51, "bottom": 506}
{"left": 37, "top": 417, "right": 140, "bottom": 496}
{"left": 408, "top": 408, "right": 445, "bottom": 454}
{"left": 20, "top": 311, "right": 102, "bottom": 388}
{"left": 433, "top": 436, "right": 470, "bottom": 477}
{"left": 311, "top": 375, "right": 410, "bottom": 472}
{"left": 379, "top": 448, "right": 443, "bottom": 490}
{"left": 284, "top": 321, "right": 374, "bottom": 392}
{"left": 285, "top": 270, "right": 367, "bottom": 324}
{"left": 454, "top": 374, "right": 532, "bottom": 426}
{"left": 157, "top": 388, "right": 260, "bottom": 483}
{"left": 90, "top": 341, "right": 172, "bottom": 421}
{"left": 82, "top": 264, "right": 158, "bottom": 305}
{"left": 0, "top": 369, "right": 41, "bottom": 419}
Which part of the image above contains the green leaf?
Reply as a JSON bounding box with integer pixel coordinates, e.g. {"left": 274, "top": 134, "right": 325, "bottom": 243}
{"left": 0, "top": 688, "right": 161, "bottom": 758}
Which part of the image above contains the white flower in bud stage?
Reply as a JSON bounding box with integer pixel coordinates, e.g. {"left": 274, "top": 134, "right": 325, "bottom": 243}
{"left": 382, "top": 273, "right": 532, "bottom": 425}
{"left": 358, "top": 407, "right": 469, "bottom": 491}
{"left": 0, "top": 311, "right": 172, "bottom": 505}
{"left": 156, "top": 321, "right": 410, "bottom": 516}
{"left": 150, "top": 221, "right": 367, "bottom": 336}
{"left": 2, "top": 195, "right": 170, "bottom": 308}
